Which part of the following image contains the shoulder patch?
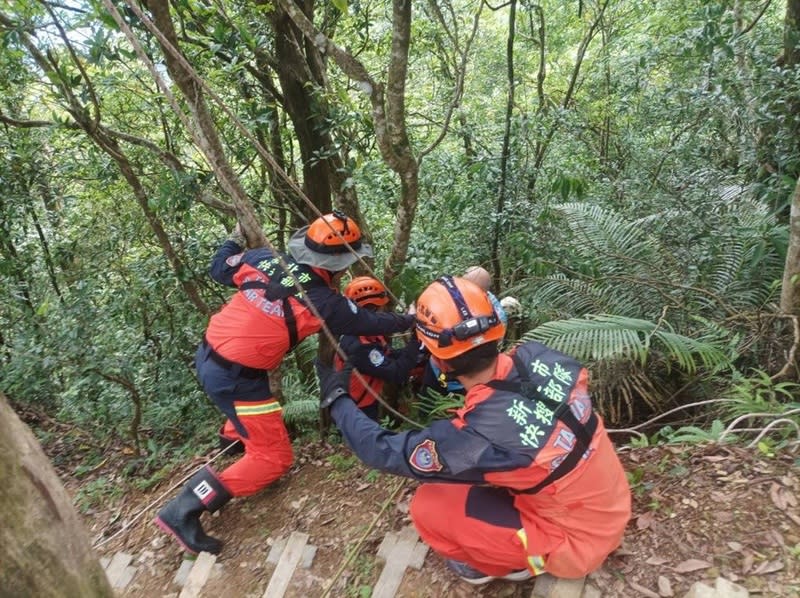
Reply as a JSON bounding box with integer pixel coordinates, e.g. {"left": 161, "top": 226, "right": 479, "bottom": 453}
{"left": 225, "top": 253, "right": 244, "bottom": 267}
{"left": 347, "top": 298, "right": 358, "bottom": 313}
{"left": 409, "top": 439, "right": 443, "bottom": 473}
{"left": 368, "top": 349, "right": 385, "bottom": 366}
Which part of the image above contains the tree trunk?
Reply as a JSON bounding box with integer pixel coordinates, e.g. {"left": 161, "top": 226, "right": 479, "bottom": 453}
{"left": 786, "top": 0, "right": 800, "bottom": 69}
{"left": 275, "top": 0, "right": 419, "bottom": 287}
{"left": 780, "top": 175, "right": 800, "bottom": 314}
{"left": 490, "top": 0, "right": 517, "bottom": 295}
{"left": 0, "top": 392, "right": 113, "bottom": 598}
{"left": 268, "top": 1, "right": 334, "bottom": 221}
{"left": 785, "top": 0, "right": 800, "bottom": 183}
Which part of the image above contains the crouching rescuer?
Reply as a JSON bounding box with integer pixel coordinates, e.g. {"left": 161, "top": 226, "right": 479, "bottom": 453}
{"left": 155, "top": 212, "right": 414, "bottom": 555}
{"left": 334, "top": 276, "right": 421, "bottom": 420}
{"left": 315, "top": 275, "right": 631, "bottom": 584}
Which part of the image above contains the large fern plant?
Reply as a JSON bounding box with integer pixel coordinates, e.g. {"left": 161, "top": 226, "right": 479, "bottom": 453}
{"left": 520, "top": 314, "right": 736, "bottom": 422}
{"left": 512, "top": 195, "right": 784, "bottom": 424}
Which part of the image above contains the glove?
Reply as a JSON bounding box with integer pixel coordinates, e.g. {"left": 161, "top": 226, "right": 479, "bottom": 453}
{"left": 500, "top": 296, "right": 521, "bottom": 317}
{"left": 399, "top": 313, "right": 416, "bottom": 329}
{"left": 227, "top": 222, "right": 247, "bottom": 247}
{"left": 315, "top": 359, "right": 353, "bottom": 409}
{"left": 403, "top": 337, "right": 423, "bottom": 358}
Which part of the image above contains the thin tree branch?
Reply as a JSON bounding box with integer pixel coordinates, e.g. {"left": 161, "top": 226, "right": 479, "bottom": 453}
{"left": 734, "top": 0, "right": 773, "bottom": 38}
{"left": 39, "top": 0, "right": 101, "bottom": 129}
{"left": 771, "top": 315, "right": 799, "bottom": 381}
{"left": 419, "top": 1, "right": 483, "bottom": 160}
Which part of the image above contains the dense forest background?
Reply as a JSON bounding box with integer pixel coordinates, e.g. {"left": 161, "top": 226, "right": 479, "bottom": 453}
{"left": 1, "top": 0, "right": 800, "bottom": 495}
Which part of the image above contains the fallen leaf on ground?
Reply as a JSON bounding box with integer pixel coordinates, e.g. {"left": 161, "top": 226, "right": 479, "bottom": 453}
{"left": 673, "top": 558, "right": 712, "bottom": 573}
{"left": 637, "top": 511, "right": 656, "bottom": 530}
{"left": 646, "top": 556, "right": 669, "bottom": 565}
{"left": 657, "top": 575, "right": 673, "bottom": 596}
{"left": 752, "top": 559, "right": 784, "bottom": 575}
{"left": 629, "top": 581, "right": 661, "bottom": 598}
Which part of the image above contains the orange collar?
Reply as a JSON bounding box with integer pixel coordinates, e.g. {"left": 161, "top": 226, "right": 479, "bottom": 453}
{"left": 311, "top": 266, "right": 335, "bottom": 287}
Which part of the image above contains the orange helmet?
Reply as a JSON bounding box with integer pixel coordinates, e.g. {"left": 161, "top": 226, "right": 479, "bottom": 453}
{"left": 415, "top": 276, "right": 505, "bottom": 360}
{"left": 344, "top": 276, "right": 389, "bottom": 308}
{"left": 306, "top": 210, "right": 363, "bottom": 251}
{"left": 287, "top": 210, "right": 373, "bottom": 271}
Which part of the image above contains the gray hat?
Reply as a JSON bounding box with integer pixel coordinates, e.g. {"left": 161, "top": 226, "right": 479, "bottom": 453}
{"left": 287, "top": 225, "right": 373, "bottom": 271}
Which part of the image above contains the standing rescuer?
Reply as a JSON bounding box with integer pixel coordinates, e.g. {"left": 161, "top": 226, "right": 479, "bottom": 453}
{"left": 315, "top": 275, "right": 631, "bottom": 584}
{"left": 155, "top": 212, "right": 415, "bottom": 555}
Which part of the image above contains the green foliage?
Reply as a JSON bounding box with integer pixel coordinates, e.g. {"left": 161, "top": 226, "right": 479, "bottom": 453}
{"left": 327, "top": 453, "right": 359, "bottom": 473}
{"left": 626, "top": 467, "right": 651, "bottom": 499}
{"left": 74, "top": 475, "right": 123, "bottom": 513}
{"left": 724, "top": 369, "right": 800, "bottom": 414}
{"left": 412, "top": 388, "right": 465, "bottom": 426}
{"left": 281, "top": 337, "right": 323, "bottom": 432}
{"left": 0, "top": 0, "right": 795, "bottom": 473}
{"left": 660, "top": 419, "right": 728, "bottom": 444}
{"left": 523, "top": 314, "right": 732, "bottom": 374}
{"left": 626, "top": 369, "right": 800, "bottom": 451}
{"left": 521, "top": 313, "right": 735, "bottom": 423}
{"left": 282, "top": 398, "right": 320, "bottom": 427}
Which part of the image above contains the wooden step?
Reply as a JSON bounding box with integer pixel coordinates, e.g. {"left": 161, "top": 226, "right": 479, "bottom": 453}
{"left": 263, "top": 531, "right": 314, "bottom": 598}
{"left": 102, "top": 551, "right": 137, "bottom": 591}
{"left": 531, "top": 573, "right": 586, "bottom": 598}
{"left": 178, "top": 552, "right": 217, "bottom": 598}
{"left": 372, "top": 526, "right": 429, "bottom": 598}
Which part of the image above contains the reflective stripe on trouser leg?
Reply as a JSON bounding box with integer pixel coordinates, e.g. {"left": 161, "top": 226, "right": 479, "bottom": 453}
{"left": 515, "top": 528, "right": 547, "bottom": 575}
{"left": 409, "top": 483, "right": 531, "bottom": 577}
{"left": 217, "top": 399, "right": 293, "bottom": 497}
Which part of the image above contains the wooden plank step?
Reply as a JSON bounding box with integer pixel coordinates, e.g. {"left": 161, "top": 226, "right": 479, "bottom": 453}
{"left": 103, "top": 551, "right": 137, "bottom": 590}
{"left": 266, "top": 534, "right": 317, "bottom": 569}
{"left": 178, "top": 551, "right": 217, "bottom": 598}
{"left": 372, "top": 526, "right": 429, "bottom": 598}
{"left": 531, "top": 573, "right": 586, "bottom": 598}
{"left": 172, "top": 556, "right": 196, "bottom": 587}
{"left": 263, "top": 531, "right": 311, "bottom": 598}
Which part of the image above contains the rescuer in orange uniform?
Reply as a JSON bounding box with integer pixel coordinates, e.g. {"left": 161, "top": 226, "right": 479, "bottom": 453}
{"left": 334, "top": 276, "right": 421, "bottom": 420}
{"left": 316, "top": 275, "right": 630, "bottom": 584}
{"left": 155, "top": 212, "right": 415, "bottom": 555}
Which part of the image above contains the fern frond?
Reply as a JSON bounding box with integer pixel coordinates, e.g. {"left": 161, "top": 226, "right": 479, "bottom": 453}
{"left": 534, "top": 276, "right": 639, "bottom": 317}
{"left": 553, "top": 203, "right": 659, "bottom": 266}
{"left": 282, "top": 399, "right": 319, "bottom": 425}
{"left": 522, "top": 314, "right": 732, "bottom": 374}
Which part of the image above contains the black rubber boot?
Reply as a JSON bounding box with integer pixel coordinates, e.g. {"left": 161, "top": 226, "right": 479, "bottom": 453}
{"left": 155, "top": 466, "right": 232, "bottom": 554}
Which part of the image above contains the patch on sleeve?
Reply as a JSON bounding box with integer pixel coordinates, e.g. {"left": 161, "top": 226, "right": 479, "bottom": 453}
{"left": 225, "top": 253, "right": 244, "bottom": 267}
{"left": 409, "top": 439, "right": 443, "bottom": 473}
{"left": 347, "top": 298, "right": 358, "bottom": 313}
{"left": 368, "top": 349, "right": 385, "bottom": 366}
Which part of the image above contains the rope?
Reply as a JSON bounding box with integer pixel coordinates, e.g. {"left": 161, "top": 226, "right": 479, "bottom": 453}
{"left": 91, "top": 439, "right": 243, "bottom": 549}
{"left": 103, "top": 0, "right": 424, "bottom": 430}
{"left": 609, "top": 402, "right": 800, "bottom": 451}
{"left": 320, "top": 478, "right": 407, "bottom": 598}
